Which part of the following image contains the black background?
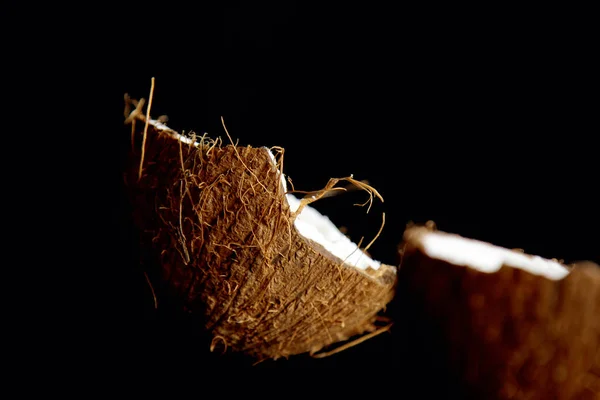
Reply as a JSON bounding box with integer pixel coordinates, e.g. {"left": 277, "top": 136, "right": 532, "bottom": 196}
{"left": 67, "top": 1, "right": 597, "bottom": 391}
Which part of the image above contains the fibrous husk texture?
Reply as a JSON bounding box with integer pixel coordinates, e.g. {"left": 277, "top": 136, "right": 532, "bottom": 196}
{"left": 398, "top": 226, "right": 600, "bottom": 399}
{"left": 127, "top": 122, "right": 396, "bottom": 360}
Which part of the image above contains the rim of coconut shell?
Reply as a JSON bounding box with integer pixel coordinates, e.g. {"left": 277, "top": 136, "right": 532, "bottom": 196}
{"left": 124, "top": 93, "right": 395, "bottom": 278}
{"left": 400, "top": 223, "right": 572, "bottom": 280}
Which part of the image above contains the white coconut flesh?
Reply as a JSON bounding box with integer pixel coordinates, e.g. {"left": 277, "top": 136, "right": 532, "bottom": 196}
{"left": 416, "top": 230, "right": 570, "bottom": 280}
{"left": 266, "top": 150, "right": 382, "bottom": 271}
{"left": 143, "top": 120, "right": 384, "bottom": 272}
{"left": 285, "top": 194, "right": 382, "bottom": 271}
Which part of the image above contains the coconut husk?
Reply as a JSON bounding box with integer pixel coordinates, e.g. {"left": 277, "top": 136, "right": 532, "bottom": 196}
{"left": 397, "top": 225, "right": 600, "bottom": 399}
{"left": 123, "top": 96, "right": 396, "bottom": 360}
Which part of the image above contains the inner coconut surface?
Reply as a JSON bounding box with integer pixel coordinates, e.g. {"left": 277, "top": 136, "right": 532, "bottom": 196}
{"left": 418, "top": 230, "right": 569, "bottom": 280}
{"left": 285, "top": 194, "right": 382, "bottom": 271}
{"left": 265, "top": 149, "right": 382, "bottom": 271}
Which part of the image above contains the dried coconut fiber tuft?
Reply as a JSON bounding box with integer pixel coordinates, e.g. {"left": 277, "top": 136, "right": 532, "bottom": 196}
{"left": 123, "top": 92, "right": 396, "bottom": 360}
{"left": 397, "top": 224, "right": 600, "bottom": 399}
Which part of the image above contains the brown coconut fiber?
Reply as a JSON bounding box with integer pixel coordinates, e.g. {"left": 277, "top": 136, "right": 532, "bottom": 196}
{"left": 123, "top": 92, "right": 396, "bottom": 361}
{"left": 398, "top": 225, "right": 600, "bottom": 399}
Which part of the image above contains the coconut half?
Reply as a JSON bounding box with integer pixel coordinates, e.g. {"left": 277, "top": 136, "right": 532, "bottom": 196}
{"left": 124, "top": 104, "right": 396, "bottom": 360}
{"left": 398, "top": 225, "right": 600, "bottom": 399}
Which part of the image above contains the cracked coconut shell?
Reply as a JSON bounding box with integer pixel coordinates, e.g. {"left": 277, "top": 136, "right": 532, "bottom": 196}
{"left": 397, "top": 225, "right": 600, "bottom": 399}
{"left": 125, "top": 115, "right": 396, "bottom": 360}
